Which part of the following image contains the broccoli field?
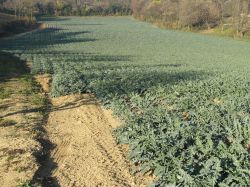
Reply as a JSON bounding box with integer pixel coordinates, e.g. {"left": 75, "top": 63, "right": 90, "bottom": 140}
{"left": 0, "top": 16, "right": 250, "bottom": 186}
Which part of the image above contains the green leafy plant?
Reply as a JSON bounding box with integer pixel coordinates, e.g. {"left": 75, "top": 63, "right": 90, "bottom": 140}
{"left": 18, "top": 181, "right": 31, "bottom": 187}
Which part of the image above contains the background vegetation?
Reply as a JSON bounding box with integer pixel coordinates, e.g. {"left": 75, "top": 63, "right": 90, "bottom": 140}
{"left": 131, "top": 0, "right": 250, "bottom": 38}
{"left": 0, "top": 0, "right": 132, "bottom": 17}
{"left": 0, "top": 0, "right": 250, "bottom": 38}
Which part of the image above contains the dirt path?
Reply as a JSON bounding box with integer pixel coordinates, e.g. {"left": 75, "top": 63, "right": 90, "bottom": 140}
{"left": 0, "top": 78, "right": 42, "bottom": 187}
{"left": 0, "top": 54, "right": 46, "bottom": 187}
{"left": 36, "top": 75, "right": 149, "bottom": 187}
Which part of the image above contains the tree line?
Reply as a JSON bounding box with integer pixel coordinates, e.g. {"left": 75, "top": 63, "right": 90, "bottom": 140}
{"left": 0, "top": 0, "right": 249, "bottom": 37}
{"left": 132, "top": 0, "right": 250, "bottom": 37}
{"left": 0, "top": 0, "right": 131, "bottom": 18}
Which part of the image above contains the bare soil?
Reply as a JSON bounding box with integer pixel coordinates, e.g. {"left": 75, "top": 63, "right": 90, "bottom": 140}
{"left": 200, "top": 28, "right": 215, "bottom": 34}
{"left": 36, "top": 75, "right": 151, "bottom": 187}
{"left": 0, "top": 76, "right": 44, "bottom": 186}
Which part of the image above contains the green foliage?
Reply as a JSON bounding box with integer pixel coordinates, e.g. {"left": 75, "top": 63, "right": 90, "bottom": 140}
{"left": 51, "top": 70, "right": 87, "bottom": 97}
{"left": 61, "top": 4, "right": 73, "bottom": 16}
{"left": 114, "top": 77, "right": 250, "bottom": 186}
{"left": 0, "top": 86, "right": 12, "bottom": 99}
{"left": 18, "top": 181, "right": 31, "bottom": 187}
{"left": 0, "top": 17, "right": 249, "bottom": 186}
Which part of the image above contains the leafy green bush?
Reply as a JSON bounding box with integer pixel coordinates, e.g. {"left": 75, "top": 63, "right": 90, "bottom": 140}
{"left": 51, "top": 71, "right": 87, "bottom": 97}
{"left": 114, "top": 77, "right": 250, "bottom": 186}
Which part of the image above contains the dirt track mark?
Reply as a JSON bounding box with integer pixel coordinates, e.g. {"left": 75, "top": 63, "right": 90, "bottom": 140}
{"left": 36, "top": 75, "right": 150, "bottom": 187}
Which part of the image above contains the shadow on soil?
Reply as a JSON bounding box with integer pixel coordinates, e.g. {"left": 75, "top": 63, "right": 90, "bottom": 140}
{"left": 0, "top": 51, "right": 59, "bottom": 187}
{"left": 0, "top": 52, "right": 28, "bottom": 82}
{"left": 0, "top": 96, "right": 97, "bottom": 117}
{"left": 31, "top": 102, "right": 60, "bottom": 187}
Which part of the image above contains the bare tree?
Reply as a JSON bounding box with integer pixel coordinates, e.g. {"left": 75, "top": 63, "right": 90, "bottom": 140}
{"left": 231, "top": 0, "right": 250, "bottom": 37}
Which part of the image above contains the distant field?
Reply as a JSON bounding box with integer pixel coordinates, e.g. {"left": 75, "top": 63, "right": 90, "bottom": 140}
{"left": 0, "top": 17, "right": 249, "bottom": 186}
